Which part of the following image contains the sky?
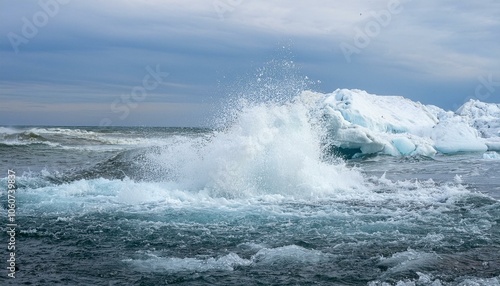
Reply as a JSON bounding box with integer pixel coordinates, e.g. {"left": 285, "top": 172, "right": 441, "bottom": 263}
{"left": 1, "top": 0, "right": 500, "bottom": 127}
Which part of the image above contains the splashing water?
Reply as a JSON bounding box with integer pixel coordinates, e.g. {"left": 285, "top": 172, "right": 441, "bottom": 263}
{"left": 1, "top": 60, "right": 499, "bottom": 285}
{"left": 149, "top": 93, "right": 365, "bottom": 199}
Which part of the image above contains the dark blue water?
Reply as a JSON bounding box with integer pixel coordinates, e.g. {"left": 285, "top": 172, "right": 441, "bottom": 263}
{"left": 1, "top": 126, "right": 499, "bottom": 285}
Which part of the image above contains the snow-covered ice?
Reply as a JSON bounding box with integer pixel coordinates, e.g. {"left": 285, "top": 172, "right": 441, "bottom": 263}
{"left": 308, "top": 89, "right": 500, "bottom": 157}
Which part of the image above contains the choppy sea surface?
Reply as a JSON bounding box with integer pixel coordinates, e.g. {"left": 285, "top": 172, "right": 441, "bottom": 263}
{"left": 1, "top": 124, "right": 499, "bottom": 285}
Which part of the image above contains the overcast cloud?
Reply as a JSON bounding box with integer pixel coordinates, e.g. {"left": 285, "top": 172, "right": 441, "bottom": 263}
{"left": 1, "top": 0, "right": 499, "bottom": 126}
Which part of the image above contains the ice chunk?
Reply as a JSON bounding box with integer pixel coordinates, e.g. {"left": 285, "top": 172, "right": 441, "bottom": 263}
{"left": 312, "top": 89, "right": 498, "bottom": 157}
{"left": 430, "top": 116, "right": 487, "bottom": 154}
{"left": 391, "top": 137, "right": 416, "bottom": 155}
{"left": 457, "top": 99, "right": 500, "bottom": 138}
{"left": 483, "top": 151, "right": 500, "bottom": 160}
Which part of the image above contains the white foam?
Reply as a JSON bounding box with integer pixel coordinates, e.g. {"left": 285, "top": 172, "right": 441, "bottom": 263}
{"left": 125, "top": 245, "right": 328, "bottom": 273}
{"left": 457, "top": 276, "right": 500, "bottom": 286}
{"left": 124, "top": 252, "right": 251, "bottom": 272}
{"left": 251, "top": 245, "right": 327, "bottom": 265}
{"left": 368, "top": 272, "right": 444, "bottom": 286}
{"left": 26, "top": 127, "right": 98, "bottom": 137}
{"left": 369, "top": 273, "right": 500, "bottom": 286}
{"left": 13, "top": 171, "right": 476, "bottom": 222}
{"left": 0, "top": 126, "right": 181, "bottom": 149}
{"left": 378, "top": 249, "right": 440, "bottom": 274}
{"left": 0, "top": 126, "right": 19, "bottom": 135}
{"left": 149, "top": 97, "right": 366, "bottom": 198}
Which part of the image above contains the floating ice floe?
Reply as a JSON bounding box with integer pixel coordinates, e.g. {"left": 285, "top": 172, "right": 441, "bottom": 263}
{"left": 312, "top": 89, "right": 500, "bottom": 157}
{"left": 483, "top": 151, "right": 500, "bottom": 160}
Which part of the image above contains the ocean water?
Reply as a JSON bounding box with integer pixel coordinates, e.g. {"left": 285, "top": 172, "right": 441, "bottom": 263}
{"left": 1, "top": 99, "right": 500, "bottom": 285}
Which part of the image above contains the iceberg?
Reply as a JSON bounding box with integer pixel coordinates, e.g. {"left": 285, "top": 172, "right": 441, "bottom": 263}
{"left": 430, "top": 114, "right": 487, "bottom": 154}
{"left": 456, "top": 99, "right": 500, "bottom": 151}
{"left": 308, "top": 89, "right": 500, "bottom": 157}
